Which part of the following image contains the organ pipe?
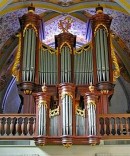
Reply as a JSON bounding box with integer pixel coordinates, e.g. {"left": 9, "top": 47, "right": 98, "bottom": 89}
{"left": 84, "top": 84, "right": 99, "bottom": 144}
{"left": 95, "top": 29, "right": 109, "bottom": 82}
{"left": 58, "top": 83, "right": 75, "bottom": 146}
{"left": 74, "top": 47, "right": 93, "bottom": 84}
{"left": 39, "top": 46, "right": 57, "bottom": 85}
{"left": 90, "top": 5, "right": 114, "bottom": 116}
{"left": 90, "top": 4, "right": 113, "bottom": 85}
{"left": 55, "top": 33, "right": 76, "bottom": 83}
{"left": 33, "top": 84, "right": 50, "bottom": 145}
{"left": 18, "top": 4, "right": 43, "bottom": 94}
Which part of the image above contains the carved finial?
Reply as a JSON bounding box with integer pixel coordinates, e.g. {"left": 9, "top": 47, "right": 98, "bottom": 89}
{"left": 96, "top": 4, "right": 103, "bottom": 14}
{"left": 28, "top": 3, "right": 35, "bottom": 13}
{"left": 89, "top": 82, "right": 94, "bottom": 93}
{"left": 42, "top": 82, "right": 47, "bottom": 92}
{"left": 58, "top": 16, "right": 73, "bottom": 33}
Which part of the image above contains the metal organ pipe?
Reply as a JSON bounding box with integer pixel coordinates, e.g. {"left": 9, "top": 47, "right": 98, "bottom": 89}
{"left": 39, "top": 47, "right": 57, "bottom": 85}
{"left": 37, "top": 101, "right": 47, "bottom": 135}
{"left": 84, "top": 87, "right": 98, "bottom": 137}
{"left": 22, "top": 29, "right": 36, "bottom": 82}
{"left": 103, "top": 30, "right": 109, "bottom": 81}
{"left": 62, "top": 94, "right": 72, "bottom": 135}
{"left": 33, "top": 85, "right": 49, "bottom": 145}
{"left": 58, "top": 83, "right": 75, "bottom": 146}
{"left": 74, "top": 48, "right": 93, "bottom": 85}
{"left": 61, "top": 46, "right": 71, "bottom": 83}
{"left": 95, "top": 28, "right": 109, "bottom": 82}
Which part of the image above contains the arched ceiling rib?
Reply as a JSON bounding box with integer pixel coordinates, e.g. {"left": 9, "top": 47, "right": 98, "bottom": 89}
{"left": 0, "top": 0, "right": 13, "bottom": 12}
{"left": 114, "top": 0, "right": 130, "bottom": 14}
{"left": 0, "top": 1, "right": 129, "bottom": 17}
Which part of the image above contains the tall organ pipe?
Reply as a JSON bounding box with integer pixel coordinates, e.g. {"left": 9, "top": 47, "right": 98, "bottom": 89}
{"left": 22, "top": 29, "right": 36, "bottom": 82}
{"left": 84, "top": 91, "right": 98, "bottom": 136}
{"left": 58, "top": 83, "right": 75, "bottom": 143}
{"left": 103, "top": 30, "right": 109, "bottom": 81}
{"left": 38, "top": 47, "right": 57, "bottom": 85}
{"left": 95, "top": 28, "right": 109, "bottom": 82}
{"left": 33, "top": 86, "right": 50, "bottom": 145}
{"left": 74, "top": 48, "right": 93, "bottom": 85}
{"left": 61, "top": 46, "right": 71, "bottom": 83}
{"left": 62, "top": 94, "right": 72, "bottom": 135}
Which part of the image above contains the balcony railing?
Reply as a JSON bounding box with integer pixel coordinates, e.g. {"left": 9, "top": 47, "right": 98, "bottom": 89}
{"left": 98, "top": 114, "right": 130, "bottom": 139}
{"left": 0, "top": 114, "right": 36, "bottom": 139}
{"left": 1, "top": 114, "right": 130, "bottom": 141}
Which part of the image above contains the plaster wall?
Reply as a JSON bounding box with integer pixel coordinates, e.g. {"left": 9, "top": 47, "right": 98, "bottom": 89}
{"left": 1, "top": 143, "right": 130, "bottom": 156}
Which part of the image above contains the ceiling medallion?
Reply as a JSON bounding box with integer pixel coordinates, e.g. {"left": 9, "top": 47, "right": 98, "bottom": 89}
{"left": 58, "top": 0, "right": 73, "bottom": 6}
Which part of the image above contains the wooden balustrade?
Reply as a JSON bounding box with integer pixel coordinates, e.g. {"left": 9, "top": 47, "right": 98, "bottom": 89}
{"left": 1, "top": 113, "right": 130, "bottom": 141}
{"left": 98, "top": 114, "right": 130, "bottom": 139}
{"left": 0, "top": 114, "right": 36, "bottom": 139}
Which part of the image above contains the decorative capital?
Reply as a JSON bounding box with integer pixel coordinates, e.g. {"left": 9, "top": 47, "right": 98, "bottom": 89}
{"left": 42, "top": 83, "right": 47, "bottom": 92}
{"left": 28, "top": 3, "right": 35, "bottom": 13}
{"left": 96, "top": 4, "right": 103, "bottom": 14}
{"left": 89, "top": 82, "right": 94, "bottom": 93}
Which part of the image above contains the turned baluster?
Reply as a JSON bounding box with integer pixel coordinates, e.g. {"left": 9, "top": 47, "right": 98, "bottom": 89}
{"left": 27, "top": 118, "right": 30, "bottom": 135}
{"left": 0, "top": 118, "right": 2, "bottom": 135}
{"left": 21, "top": 118, "right": 25, "bottom": 135}
{"left": 10, "top": 118, "right": 14, "bottom": 135}
{"left": 33, "top": 118, "right": 35, "bottom": 135}
{"left": 120, "top": 118, "right": 123, "bottom": 135}
{"left": 2, "top": 118, "right": 6, "bottom": 136}
{"left": 109, "top": 118, "right": 112, "bottom": 135}
{"left": 6, "top": 118, "right": 11, "bottom": 136}
{"left": 15, "top": 118, "right": 19, "bottom": 135}
{"left": 126, "top": 118, "right": 129, "bottom": 135}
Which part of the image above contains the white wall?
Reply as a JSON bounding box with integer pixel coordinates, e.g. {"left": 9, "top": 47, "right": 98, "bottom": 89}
{"left": 109, "top": 78, "right": 128, "bottom": 113}
{"left": 1, "top": 143, "right": 130, "bottom": 156}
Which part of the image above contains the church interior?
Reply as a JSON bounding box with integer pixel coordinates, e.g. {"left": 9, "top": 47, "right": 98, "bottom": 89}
{"left": 0, "top": 0, "right": 130, "bottom": 156}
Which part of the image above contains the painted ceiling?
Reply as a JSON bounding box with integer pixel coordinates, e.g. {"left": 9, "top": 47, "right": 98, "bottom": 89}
{"left": 0, "top": 4, "right": 130, "bottom": 50}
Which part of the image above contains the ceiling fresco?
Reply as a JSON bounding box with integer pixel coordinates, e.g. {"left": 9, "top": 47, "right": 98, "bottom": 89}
{"left": 0, "top": 8, "right": 46, "bottom": 49}
{"left": 86, "top": 8, "right": 130, "bottom": 49}
{"left": 0, "top": 6, "right": 130, "bottom": 50}
{"left": 10, "top": 0, "right": 114, "bottom": 6}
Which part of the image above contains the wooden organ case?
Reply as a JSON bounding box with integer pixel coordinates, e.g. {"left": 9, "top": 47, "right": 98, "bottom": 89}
{"left": 12, "top": 4, "right": 119, "bottom": 146}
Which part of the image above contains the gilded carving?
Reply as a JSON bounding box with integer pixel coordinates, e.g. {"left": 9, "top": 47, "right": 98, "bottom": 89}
{"left": 49, "top": 106, "right": 60, "bottom": 118}
{"left": 87, "top": 100, "right": 96, "bottom": 107}
{"left": 60, "top": 42, "right": 72, "bottom": 54}
{"left": 11, "top": 33, "right": 21, "bottom": 81}
{"left": 41, "top": 43, "right": 56, "bottom": 54}
{"left": 58, "top": 16, "right": 73, "bottom": 33}
{"left": 76, "top": 106, "right": 85, "bottom": 117}
{"left": 94, "top": 24, "right": 108, "bottom": 36}
{"left": 23, "top": 23, "right": 38, "bottom": 37}
{"left": 100, "top": 90, "right": 109, "bottom": 94}
{"left": 61, "top": 91, "right": 73, "bottom": 99}
{"left": 38, "top": 99, "right": 47, "bottom": 109}
{"left": 110, "top": 35, "right": 120, "bottom": 82}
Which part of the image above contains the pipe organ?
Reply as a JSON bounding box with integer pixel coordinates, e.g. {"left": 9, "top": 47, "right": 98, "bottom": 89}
{"left": 39, "top": 45, "right": 57, "bottom": 85}
{"left": 74, "top": 45, "right": 93, "bottom": 84}
{"left": 33, "top": 84, "right": 50, "bottom": 145}
{"left": 59, "top": 83, "right": 75, "bottom": 146}
{"left": 90, "top": 5, "right": 113, "bottom": 85}
{"left": 55, "top": 33, "right": 76, "bottom": 83}
{"left": 90, "top": 5, "right": 114, "bottom": 114}
{"left": 12, "top": 4, "right": 120, "bottom": 146}
{"left": 18, "top": 4, "right": 43, "bottom": 94}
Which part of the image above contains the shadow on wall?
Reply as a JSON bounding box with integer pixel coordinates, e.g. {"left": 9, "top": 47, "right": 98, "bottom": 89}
{"left": 109, "top": 76, "right": 130, "bottom": 113}
{"left": 2, "top": 76, "right": 21, "bottom": 113}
